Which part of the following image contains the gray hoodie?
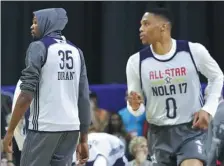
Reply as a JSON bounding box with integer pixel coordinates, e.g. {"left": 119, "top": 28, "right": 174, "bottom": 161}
{"left": 20, "top": 8, "right": 91, "bottom": 133}
{"left": 33, "top": 8, "right": 68, "bottom": 38}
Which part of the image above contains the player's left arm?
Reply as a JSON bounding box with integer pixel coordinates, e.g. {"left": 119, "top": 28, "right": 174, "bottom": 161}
{"left": 190, "top": 42, "right": 224, "bottom": 117}
{"left": 7, "top": 41, "right": 46, "bottom": 133}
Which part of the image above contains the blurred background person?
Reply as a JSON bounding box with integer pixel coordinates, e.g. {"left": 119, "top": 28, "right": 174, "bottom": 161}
{"left": 1, "top": 94, "right": 9, "bottom": 151}
{"left": 118, "top": 90, "right": 147, "bottom": 160}
{"left": 118, "top": 90, "right": 146, "bottom": 138}
{"left": 1, "top": 92, "right": 14, "bottom": 166}
{"left": 128, "top": 136, "right": 152, "bottom": 166}
{"left": 205, "top": 85, "right": 224, "bottom": 166}
{"left": 90, "top": 91, "right": 110, "bottom": 132}
{"left": 105, "top": 113, "right": 129, "bottom": 149}
{"left": 72, "top": 126, "right": 128, "bottom": 166}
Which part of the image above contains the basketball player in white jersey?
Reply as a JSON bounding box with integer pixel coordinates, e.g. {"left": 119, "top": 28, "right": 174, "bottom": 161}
{"left": 72, "top": 128, "right": 128, "bottom": 166}
{"left": 126, "top": 8, "right": 224, "bottom": 166}
{"left": 3, "top": 8, "right": 91, "bottom": 166}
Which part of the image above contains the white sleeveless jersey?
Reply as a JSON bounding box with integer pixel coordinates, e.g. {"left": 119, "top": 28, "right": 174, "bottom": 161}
{"left": 73, "top": 133, "right": 126, "bottom": 166}
{"left": 12, "top": 80, "right": 26, "bottom": 150}
{"left": 29, "top": 36, "right": 81, "bottom": 131}
{"left": 126, "top": 39, "right": 224, "bottom": 125}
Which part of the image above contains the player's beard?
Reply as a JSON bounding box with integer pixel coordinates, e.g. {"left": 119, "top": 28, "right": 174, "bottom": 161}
{"left": 136, "top": 151, "right": 147, "bottom": 164}
{"left": 30, "top": 35, "right": 39, "bottom": 42}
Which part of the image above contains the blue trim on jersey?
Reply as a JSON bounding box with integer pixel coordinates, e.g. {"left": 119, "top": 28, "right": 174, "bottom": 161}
{"left": 199, "top": 86, "right": 205, "bottom": 106}
{"left": 138, "top": 40, "right": 204, "bottom": 108}
{"left": 40, "top": 36, "right": 58, "bottom": 67}
{"left": 142, "top": 40, "right": 190, "bottom": 63}
{"left": 32, "top": 37, "right": 80, "bottom": 131}
{"left": 139, "top": 46, "right": 152, "bottom": 89}
{"left": 185, "top": 41, "right": 205, "bottom": 107}
{"left": 66, "top": 40, "right": 83, "bottom": 60}
{"left": 85, "top": 154, "right": 105, "bottom": 166}
{"left": 139, "top": 40, "right": 190, "bottom": 88}
{"left": 32, "top": 83, "right": 39, "bottom": 130}
{"left": 40, "top": 36, "right": 58, "bottom": 49}
{"left": 139, "top": 46, "right": 152, "bottom": 102}
{"left": 32, "top": 90, "right": 37, "bottom": 130}
{"left": 40, "top": 37, "right": 80, "bottom": 65}
{"left": 113, "top": 156, "right": 127, "bottom": 166}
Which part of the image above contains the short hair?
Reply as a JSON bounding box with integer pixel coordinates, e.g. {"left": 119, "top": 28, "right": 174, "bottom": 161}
{"left": 129, "top": 136, "right": 147, "bottom": 155}
{"left": 148, "top": 8, "right": 174, "bottom": 26}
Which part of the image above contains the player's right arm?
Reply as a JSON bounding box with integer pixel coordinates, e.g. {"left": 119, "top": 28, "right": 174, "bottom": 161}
{"left": 126, "top": 53, "right": 145, "bottom": 116}
{"left": 4, "top": 41, "right": 45, "bottom": 153}
{"left": 77, "top": 49, "right": 91, "bottom": 141}
{"left": 76, "top": 49, "right": 90, "bottom": 165}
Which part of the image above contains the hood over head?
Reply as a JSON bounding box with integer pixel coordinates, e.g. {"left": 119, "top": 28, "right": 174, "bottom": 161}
{"left": 33, "top": 8, "right": 68, "bottom": 38}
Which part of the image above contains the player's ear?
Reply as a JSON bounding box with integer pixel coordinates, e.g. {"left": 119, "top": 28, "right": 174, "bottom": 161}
{"left": 160, "top": 24, "right": 166, "bottom": 32}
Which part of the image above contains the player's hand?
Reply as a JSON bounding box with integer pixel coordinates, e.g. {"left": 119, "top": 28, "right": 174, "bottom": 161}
{"left": 3, "top": 131, "right": 14, "bottom": 153}
{"left": 127, "top": 91, "right": 143, "bottom": 111}
{"left": 192, "top": 110, "right": 210, "bottom": 130}
{"left": 76, "top": 142, "right": 89, "bottom": 165}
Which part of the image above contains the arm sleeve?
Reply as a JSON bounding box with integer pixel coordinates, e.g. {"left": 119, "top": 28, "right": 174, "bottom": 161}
{"left": 126, "top": 53, "right": 145, "bottom": 116}
{"left": 190, "top": 42, "right": 224, "bottom": 117}
{"left": 78, "top": 49, "right": 91, "bottom": 133}
{"left": 20, "top": 41, "right": 46, "bottom": 96}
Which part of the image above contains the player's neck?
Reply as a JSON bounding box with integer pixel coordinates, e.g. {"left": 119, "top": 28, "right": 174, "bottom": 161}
{"left": 151, "top": 36, "right": 172, "bottom": 55}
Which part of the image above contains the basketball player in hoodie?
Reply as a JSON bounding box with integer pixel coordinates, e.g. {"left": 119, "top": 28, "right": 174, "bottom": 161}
{"left": 3, "top": 8, "right": 91, "bottom": 166}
